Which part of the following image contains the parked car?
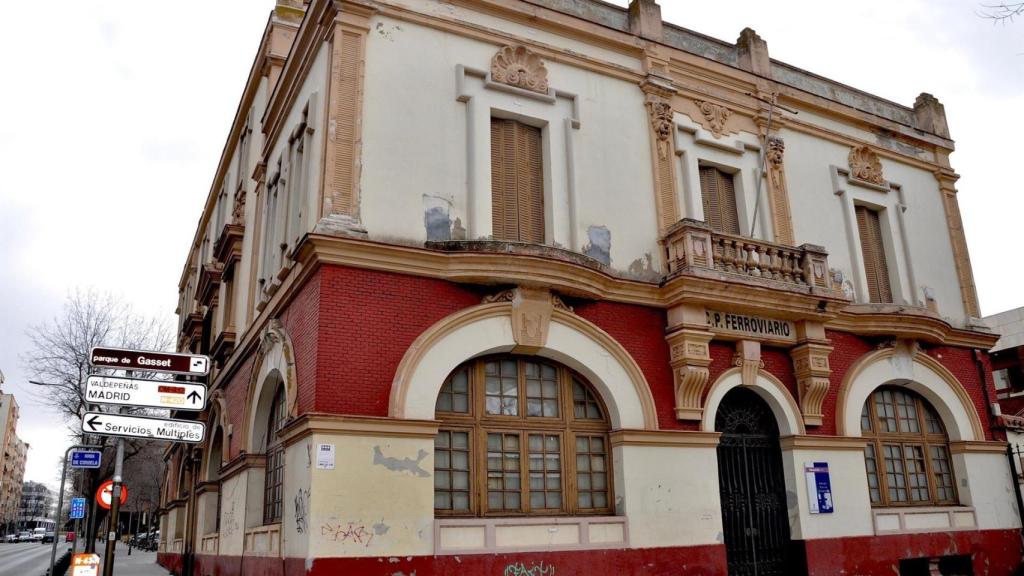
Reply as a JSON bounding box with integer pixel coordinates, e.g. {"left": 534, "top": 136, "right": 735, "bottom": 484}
{"left": 30, "top": 528, "right": 45, "bottom": 542}
{"left": 41, "top": 531, "right": 55, "bottom": 543}
{"left": 16, "top": 531, "right": 31, "bottom": 542}
{"left": 2, "top": 533, "right": 16, "bottom": 543}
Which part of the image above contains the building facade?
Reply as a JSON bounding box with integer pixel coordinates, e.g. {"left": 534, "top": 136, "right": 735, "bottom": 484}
{"left": 0, "top": 391, "right": 27, "bottom": 535}
{"left": 17, "top": 481, "right": 55, "bottom": 531}
{"left": 159, "top": 1, "right": 1020, "bottom": 575}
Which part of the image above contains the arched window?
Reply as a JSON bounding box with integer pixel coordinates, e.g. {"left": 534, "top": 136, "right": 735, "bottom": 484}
{"left": 263, "top": 385, "right": 287, "bottom": 524}
{"left": 861, "top": 386, "right": 956, "bottom": 506}
{"left": 434, "top": 355, "right": 612, "bottom": 517}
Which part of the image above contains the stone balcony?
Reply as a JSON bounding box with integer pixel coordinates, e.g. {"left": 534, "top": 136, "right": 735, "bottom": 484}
{"left": 664, "top": 218, "right": 837, "bottom": 296}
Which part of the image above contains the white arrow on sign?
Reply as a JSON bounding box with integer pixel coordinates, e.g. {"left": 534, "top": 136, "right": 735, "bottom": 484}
{"left": 81, "top": 412, "right": 205, "bottom": 443}
{"left": 86, "top": 376, "right": 207, "bottom": 411}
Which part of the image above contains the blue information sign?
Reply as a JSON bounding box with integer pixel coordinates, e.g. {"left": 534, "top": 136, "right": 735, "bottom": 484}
{"left": 804, "top": 461, "right": 834, "bottom": 514}
{"left": 70, "top": 497, "right": 87, "bottom": 520}
{"left": 71, "top": 450, "right": 102, "bottom": 469}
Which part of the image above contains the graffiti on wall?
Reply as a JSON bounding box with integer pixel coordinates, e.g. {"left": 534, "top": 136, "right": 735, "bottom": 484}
{"left": 294, "top": 488, "right": 310, "bottom": 534}
{"left": 321, "top": 521, "right": 375, "bottom": 547}
{"left": 503, "top": 561, "right": 555, "bottom": 576}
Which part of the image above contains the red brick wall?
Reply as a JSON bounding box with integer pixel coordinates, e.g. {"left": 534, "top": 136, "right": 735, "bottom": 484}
{"left": 313, "top": 265, "right": 483, "bottom": 416}
{"left": 279, "top": 268, "right": 321, "bottom": 413}
{"left": 221, "top": 354, "right": 254, "bottom": 461}
{"left": 572, "top": 300, "right": 685, "bottom": 430}
{"left": 925, "top": 345, "right": 996, "bottom": 440}
{"left": 820, "top": 330, "right": 876, "bottom": 436}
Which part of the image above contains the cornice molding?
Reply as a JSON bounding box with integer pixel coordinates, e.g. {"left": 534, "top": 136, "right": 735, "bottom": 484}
{"left": 609, "top": 429, "right": 721, "bottom": 448}
{"left": 278, "top": 413, "right": 440, "bottom": 448}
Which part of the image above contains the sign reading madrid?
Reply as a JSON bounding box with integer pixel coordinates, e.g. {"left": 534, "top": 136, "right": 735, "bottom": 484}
{"left": 86, "top": 376, "right": 207, "bottom": 411}
{"left": 89, "top": 346, "right": 210, "bottom": 376}
{"left": 82, "top": 412, "right": 205, "bottom": 443}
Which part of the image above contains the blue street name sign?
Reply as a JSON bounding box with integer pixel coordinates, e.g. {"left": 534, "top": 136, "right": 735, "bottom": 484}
{"left": 70, "top": 497, "right": 87, "bottom": 520}
{"left": 70, "top": 450, "right": 102, "bottom": 469}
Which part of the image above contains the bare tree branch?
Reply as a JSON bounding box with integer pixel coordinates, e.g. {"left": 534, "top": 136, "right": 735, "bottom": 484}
{"left": 979, "top": 2, "right": 1024, "bottom": 21}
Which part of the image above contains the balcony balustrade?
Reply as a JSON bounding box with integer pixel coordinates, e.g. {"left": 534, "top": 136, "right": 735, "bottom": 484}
{"left": 664, "top": 219, "right": 834, "bottom": 294}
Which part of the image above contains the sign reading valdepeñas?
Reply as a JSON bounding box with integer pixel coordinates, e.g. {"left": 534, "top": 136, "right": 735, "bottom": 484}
{"left": 706, "top": 310, "right": 795, "bottom": 341}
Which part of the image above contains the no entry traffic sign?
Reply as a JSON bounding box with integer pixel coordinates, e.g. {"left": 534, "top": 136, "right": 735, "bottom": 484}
{"left": 89, "top": 346, "right": 210, "bottom": 376}
{"left": 95, "top": 481, "right": 127, "bottom": 511}
{"left": 82, "top": 412, "right": 206, "bottom": 443}
{"left": 86, "top": 376, "right": 207, "bottom": 411}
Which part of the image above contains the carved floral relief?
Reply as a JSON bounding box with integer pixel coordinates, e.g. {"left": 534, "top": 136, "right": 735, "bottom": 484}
{"left": 491, "top": 45, "right": 549, "bottom": 94}
{"left": 694, "top": 99, "right": 732, "bottom": 138}
{"left": 848, "top": 145, "right": 886, "bottom": 185}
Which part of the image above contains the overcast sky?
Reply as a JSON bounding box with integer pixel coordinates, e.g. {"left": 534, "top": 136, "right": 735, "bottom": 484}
{"left": 0, "top": 0, "right": 1020, "bottom": 487}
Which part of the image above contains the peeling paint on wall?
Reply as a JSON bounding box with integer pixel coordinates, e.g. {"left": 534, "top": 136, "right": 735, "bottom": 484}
{"left": 582, "top": 225, "right": 611, "bottom": 265}
{"left": 626, "top": 253, "right": 659, "bottom": 281}
{"left": 373, "top": 519, "right": 391, "bottom": 536}
{"left": 372, "top": 446, "right": 430, "bottom": 477}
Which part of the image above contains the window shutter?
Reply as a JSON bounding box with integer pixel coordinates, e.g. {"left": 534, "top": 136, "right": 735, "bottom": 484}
{"left": 699, "top": 166, "right": 722, "bottom": 232}
{"left": 699, "top": 166, "right": 740, "bottom": 235}
{"left": 717, "top": 169, "right": 740, "bottom": 235}
{"left": 856, "top": 206, "right": 893, "bottom": 303}
{"left": 491, "top": 118, "right": 544, "bottom": 243}
{"left": 517, "top": 122, "right": 544, "bottom": 243}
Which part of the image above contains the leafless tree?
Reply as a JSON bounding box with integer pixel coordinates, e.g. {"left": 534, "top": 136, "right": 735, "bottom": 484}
{"left": 22, "top": 288, "right": 174, "bottom": 550}
{"left": 980, "top": 2, "right": 1024, "bottom": 21}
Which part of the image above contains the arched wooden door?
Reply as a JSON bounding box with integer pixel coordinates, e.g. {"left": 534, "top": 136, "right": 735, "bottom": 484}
{"left": 715, "top": 387, "right": 797, "bottom": 576}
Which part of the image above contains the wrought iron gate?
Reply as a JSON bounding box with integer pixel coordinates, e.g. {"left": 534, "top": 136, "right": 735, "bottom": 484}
{"left": 716, "top": 387, "right": 795, "bottom": 576}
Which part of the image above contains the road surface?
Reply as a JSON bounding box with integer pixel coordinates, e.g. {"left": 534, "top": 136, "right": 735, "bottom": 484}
{"left": 0, "top": 541, "right": 71, "bottom": 575}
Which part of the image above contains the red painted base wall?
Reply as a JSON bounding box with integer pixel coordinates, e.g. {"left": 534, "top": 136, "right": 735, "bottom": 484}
{"left": 804, "top": 528, "right": 1023, "bottom": 576}
{"left": 159, "top": 530, "right": 1024, "bottom": 576}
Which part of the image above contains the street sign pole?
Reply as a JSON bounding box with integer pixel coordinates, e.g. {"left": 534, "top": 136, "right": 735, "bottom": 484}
{"left": 101, "top": 434, "right": 125, "bottom": 576}
{"left": 50, "top": 444, "right": 103, "bottom": 576}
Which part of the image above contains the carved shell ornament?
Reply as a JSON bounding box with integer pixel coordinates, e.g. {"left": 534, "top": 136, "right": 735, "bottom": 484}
{"left": 848, "top": 145, "right": 885, "bottom": 185}
{"left": 491, "top": 45, "right": 549, "bottom": 94}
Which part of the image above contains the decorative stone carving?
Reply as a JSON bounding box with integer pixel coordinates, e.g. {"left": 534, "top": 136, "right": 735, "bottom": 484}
{"left": 732, "top": 340, "right": 763, "bottom": 388}
{"left": 666, "top": 328, "right": 714, "bottom": 420}
{"left": 767, "top": 136, "right": 785, "bottom": 167}
{"left": 482, "top": 287, "right": 571, "bottom": 352}
{"left": 790, "top": 341, "right": 833, "bottom": 427}
{"left": 848, "top": 145, "right": 885, "bottom": 185}
{"left": 646, "top": 101, "right": 674, "bottom": 160}
{"left": 231, "top": 187, "right": 247, "bottom": 225}
{"left": 491, "top": 45, "right": 549, "bottom": 94}
{"left": 764, "top": 136, "right": 795, "bottom": 245}
{"left": 694, "top": 99, "right": 732, "bottom": 138}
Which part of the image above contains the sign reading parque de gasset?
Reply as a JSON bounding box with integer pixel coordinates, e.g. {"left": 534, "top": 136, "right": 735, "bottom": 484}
{"left": 89, "top": 346, "right": 210, "bottom": 376}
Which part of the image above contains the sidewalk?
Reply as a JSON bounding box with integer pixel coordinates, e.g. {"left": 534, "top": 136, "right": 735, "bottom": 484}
{"left": 70, "top": 542, "right": 170, "bottom": 576}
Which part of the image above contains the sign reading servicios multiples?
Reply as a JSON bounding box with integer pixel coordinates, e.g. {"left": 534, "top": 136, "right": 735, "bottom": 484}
{"left": 705, "top": 310, "right": 796, "bottom": 343}
{"left": 82, "top": 412, "right": 205, "bottom": 443}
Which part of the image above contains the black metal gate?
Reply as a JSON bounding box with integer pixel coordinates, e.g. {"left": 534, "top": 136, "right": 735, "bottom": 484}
{"left": 716, "top": 387, "right": 795, "bottom": 576}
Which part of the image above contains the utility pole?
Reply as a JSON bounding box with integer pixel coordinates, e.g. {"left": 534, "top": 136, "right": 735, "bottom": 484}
{"left": 101, "top": 437, "right": 124, "bottom": 576}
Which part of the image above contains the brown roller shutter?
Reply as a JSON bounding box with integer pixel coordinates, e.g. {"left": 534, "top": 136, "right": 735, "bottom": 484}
{"left": 855, "top": 205, "right": 893, "bottom": 303}
{"left": 491, "top": 118, "right": 544, "bottom": 243}
{"left": 699, "top": 166, "right": 740, "bottom": 235}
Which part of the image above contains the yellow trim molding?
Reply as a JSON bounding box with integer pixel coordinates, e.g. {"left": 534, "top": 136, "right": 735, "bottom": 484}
{"left": 609, "top": 429, "right": 721, "bottom": 448}
{"left": 779, "top": 435, "right": 869, "bottom": 451}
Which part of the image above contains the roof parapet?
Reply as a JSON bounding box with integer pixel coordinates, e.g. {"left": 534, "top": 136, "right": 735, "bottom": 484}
{"left": 913, "top": 93, "right": 950, "bottom": 139}
{"left": 736, "top": 27, "right": 770, "bottom": 78}
{"left": 628, "top": 0, "right": 663, "bottom": 42}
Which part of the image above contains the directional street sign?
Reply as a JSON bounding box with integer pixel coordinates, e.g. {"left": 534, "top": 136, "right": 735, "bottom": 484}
{"left": 70, "top": 449, "right": 102, "bottom": 469}
{"left": 81, "top": 412, "right": 206, "bottom": 443}
{"left": 70, "top": 497, "right": 87, "bottom": 520}
{"left": 89, "top": 346, "right": 210, "bottom": 376}
{"left": 95, "top": 480, "right": 128, "bottom": 510}
{"left": 86, "top": 376, "right": 207, "bottom": 411}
